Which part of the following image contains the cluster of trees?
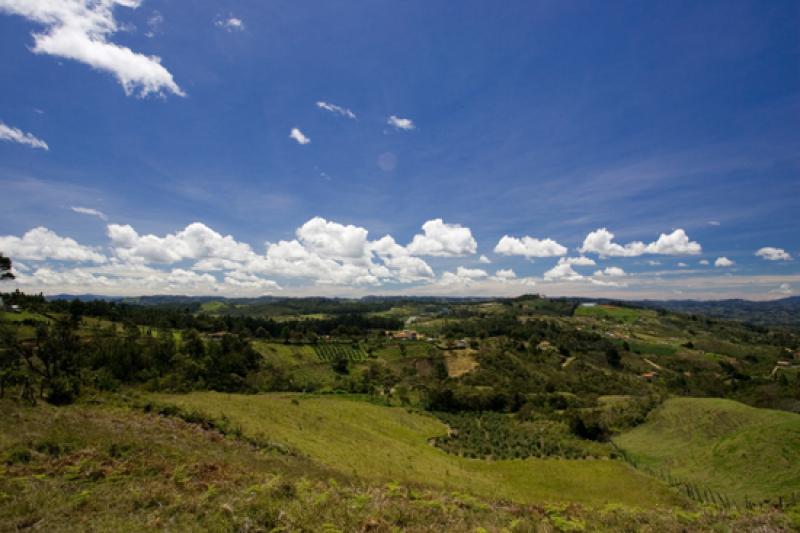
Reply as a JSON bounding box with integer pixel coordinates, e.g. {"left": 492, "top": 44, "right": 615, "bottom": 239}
{"left": 0, "top": 317, "right": 260, "bottom": 404}
{"left": 43, "top": 297, "right": 402, "bottom": 340}
{"left": 434, "top": 411, "right": 609, "bottom": 459}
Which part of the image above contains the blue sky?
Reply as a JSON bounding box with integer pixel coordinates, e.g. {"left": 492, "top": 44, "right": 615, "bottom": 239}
{"left": 0, "top": 0, "right": 797, "bottom": 299}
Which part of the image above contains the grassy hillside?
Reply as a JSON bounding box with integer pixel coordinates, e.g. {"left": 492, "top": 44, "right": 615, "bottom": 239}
{"left": 5, "top": 399, "right": 792, "bottom": 532}
{"left": 151, "top": 392, "right": 685, "bottom": 508}
{"left": 614, "top": 397, "right": 800, "bottom": 502}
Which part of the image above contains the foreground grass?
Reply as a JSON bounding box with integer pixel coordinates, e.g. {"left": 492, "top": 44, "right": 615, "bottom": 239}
{"left": 151, "top": 392, "right": 684, "bottom": 509}
{"left": 2, "top": 398, "right": 795, "bottom": 532}
{"left": 614, "top": 397, "right": 800, "bottom": 503}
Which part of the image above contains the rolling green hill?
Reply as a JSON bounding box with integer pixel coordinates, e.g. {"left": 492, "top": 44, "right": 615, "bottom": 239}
{"left": 151, "top": 392, "right": 685, "bottom": 508}
{"left": 614, "top": 397, "right": 800, "bottom": 502}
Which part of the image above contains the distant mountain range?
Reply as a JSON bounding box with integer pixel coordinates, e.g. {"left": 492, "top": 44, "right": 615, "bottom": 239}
{"left": 44, "top": 294, "right": 800, "bottom": 328}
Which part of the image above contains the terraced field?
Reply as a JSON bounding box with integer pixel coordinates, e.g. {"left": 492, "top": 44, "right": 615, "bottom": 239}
{"left": 151, "top": 392, "right": 685, "bottom": 508}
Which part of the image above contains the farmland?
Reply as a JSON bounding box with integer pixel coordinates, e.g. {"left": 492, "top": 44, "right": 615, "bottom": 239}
{"left": 1, "top": 292, "right": 799, "bottom": 529}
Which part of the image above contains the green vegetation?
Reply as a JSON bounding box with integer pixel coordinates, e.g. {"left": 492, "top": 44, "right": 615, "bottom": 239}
{"left": 4, "top": 399, "right": 791, "bottom": 532}
{"left": 313, "top": 342, "right": 368, "bottom": 362}
{"left": 614, "top": 397, "right": 800, "bottom": 503}
{"left": 575, "top": 304, "right": 642, "bottom": 323}
{"left": 2, "top": 290, "right": 799, "bottom": 528}
{"left": 434, "top": 411, "right": 612, "bottom": 459}
{"left": 151, "top": 391, "right": 683, "bottom": 508}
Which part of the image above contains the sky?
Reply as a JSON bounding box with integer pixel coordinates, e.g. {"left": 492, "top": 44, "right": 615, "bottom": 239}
{"left": 0, "top": 0, "right": 798, "bottom": 300}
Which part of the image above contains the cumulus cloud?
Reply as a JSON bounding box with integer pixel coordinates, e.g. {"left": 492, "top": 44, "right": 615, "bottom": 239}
{"left": 370, "top": 235, "right": 434, "bottom": 283}
{"left": 0, "top": 0, "right": 184, "bottom": 97}
{"left": 756, "top": 247, "right": 792, "bottom": 261}
{"left": 543, "top": 262, "right": 583, "bottom": 281}
{"left": 71, "top": 206, "right": 107, "bottom": 221}
{"left": 13, "top": 264, "right": 280, "bottom": 296}
{"left": 714, "top": 256, "right": 734, "bottom": 267}
{"left": 438, "top": 266, "right": 488, "bottom": 286}
{"left": 387, "top": 115, "right": 415, "bottom": 130}
{"left": 316, "top": 101, "right": 356, "bottom": 119}
{"left": 289, "top": 128, "right": 310, "bottom": 145}
{"left": 0, "top": 227, "right": 106, "bottom": 262}
{"left": 492, "top": 268, "right": 516, "bottom": 281}
{"left": 593, "top": 266, "right": 626, "bottom": 277}
{"left": 579, "top": 228, "right": 701, "bottom": 257}
{"left": 0, "top": 121, "right": 49, "bottom": 150}
{"left": 108, "top": 222, "right": 254, "bottom": 264}
{"left": 478, "top": 255, "right": 491, "bottom": 264}
{"left": 494, "top": 235, "right": 567, "bottom": 259}
{"left": 699, "top": 259, "right": 710, "bottom": 265}
{"left": 407, "top": 219, "right": 477, "bottom": 257}
{"left": 559, "top": 256, "right": 596, "bottom": 266}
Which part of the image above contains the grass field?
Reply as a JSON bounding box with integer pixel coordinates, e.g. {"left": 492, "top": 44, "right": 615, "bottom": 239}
{"left": 614, "top": 397, "right": 800, "bottom": 503}
{"left": 4, "top": 399, "right": 787, "bottom": 531}
{"left": 575, "top": 305, "right": 642, "bottom": 323}
{"left": 150, "top": 392, "right": 685, "bottom": 508}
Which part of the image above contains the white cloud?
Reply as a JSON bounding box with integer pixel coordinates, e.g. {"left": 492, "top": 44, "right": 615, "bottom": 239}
{"left": 0, "top": 121, "right": 48, "bottom": 150}
{"left": 494, "top": 235, "right": 567, "bottom": 259}
{"left": 407, "top": 219, "right": 477, "bottom": 257}
{"left": 438, "top": 266, "right": 488, "bottom": 286}
{"left": 579, "top": 228, "right": 701, "bottom": 257}
{"left": 221, "top": 271, "right": 279, "bottom": 291}
{"left": 108, "top": 222, "right": 254, "bottom": 264}
{"left": 543, "top": 262, "right": 583, "bottom": 281}
{"left": 316, "top": 101, "right": 356, "bottom": 119}
{"left": 144, "top": 10, "right": 163, "bottom": 38}
{"left": 478, "top": 255, "right": 491, "bottom": 264}
{"left": 647, "top": 260, "right": 661, "bottom": 266}
{"left": 71, "top": 206, "right": 107, "bottom": 221}
{"left": 677, "top": 262, "right": 688, "bottom": 267}
{"left": 237, "top": 218, "right": 435, "bottom": 286}
{"left": 493, "top": 268, "right": 516, "bottom": 281}
{"left": 559, "top": 256, "right": 596, "bottom": 266}
{"left": 387, "top": 115, "right": 415, "bottom": 130}
{"left": 593, "top": 266, "right": 626, "bottom": 277}
{"left": 0, "top": 227, "right": 106, "bottom": 263}
{"left": 370, "top": 235, "right": 434, "bottom": 282}
{"left": 699, "top": 259, "right": 710, "bottom": 265}
{"left": 756, "top": 247, "right": 792, "bottom": 261}
{"left": 215, "top": 15, "right": 243, "bottom": 31}
{"left": 714, "top": 256, "right": 734, "bottom": 268}
{"left": 0, "top": 0, "right": 184, "bottom": 97}
{"left": 296, "top": 217, "right": 370, "bottom": 260}
{"left": 289, "top": 128, "right": 310, "bottom": 145}
{"left": 645, "top": 229, "right": 702, "bottom": 255}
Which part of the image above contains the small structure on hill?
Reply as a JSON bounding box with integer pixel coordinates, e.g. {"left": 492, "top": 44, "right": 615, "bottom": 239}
{"left": 640, "top": 371, "right": 658, "bottom": 381}
{"left": 386, "top": 330, "right": 419, "bottom": 341}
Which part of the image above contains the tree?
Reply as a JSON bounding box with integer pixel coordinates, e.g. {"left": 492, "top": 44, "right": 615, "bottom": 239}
{"left": 0, "top": 253, "right": 14, "bottom": 280}
{"left": 606, "top": 346, "right": 622, "bottom": 369}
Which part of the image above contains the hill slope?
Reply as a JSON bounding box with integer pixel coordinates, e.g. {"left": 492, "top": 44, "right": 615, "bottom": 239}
{"left": 152, "top": 392, "right": 684, "bottom": 508}
{"left": 614, "top": 397, "right": 800, "bottom": 502}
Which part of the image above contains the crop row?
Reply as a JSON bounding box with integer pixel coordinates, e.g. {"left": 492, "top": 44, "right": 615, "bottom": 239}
{"left": 314, "top": 343, "right": 368, "bottom": 362}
